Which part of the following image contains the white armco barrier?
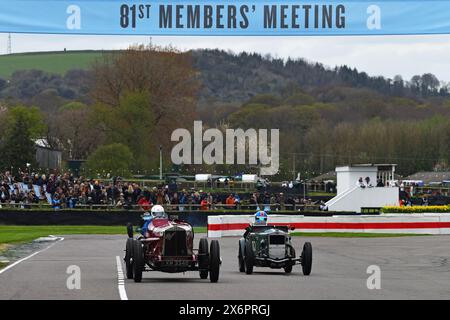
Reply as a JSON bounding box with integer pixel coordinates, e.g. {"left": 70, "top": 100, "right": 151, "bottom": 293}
{"left": 207, "top": 213, "right": 450, "bottom": 237}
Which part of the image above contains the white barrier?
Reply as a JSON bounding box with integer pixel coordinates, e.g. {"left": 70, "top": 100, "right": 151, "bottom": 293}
{"left": 207, "top": 213, "right": 450, "bottom": 237}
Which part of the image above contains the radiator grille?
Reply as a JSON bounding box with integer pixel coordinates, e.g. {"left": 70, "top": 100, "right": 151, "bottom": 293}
{"left": 269, "top": 235, "right": 285, "bottom": 245}
{"left": 164, "top": 229, "right": 188, "bottom": 256}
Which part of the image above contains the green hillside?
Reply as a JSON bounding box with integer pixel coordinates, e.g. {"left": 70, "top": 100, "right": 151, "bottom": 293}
{"left": 0, "top": 51, "right": 103, "bottom": 78}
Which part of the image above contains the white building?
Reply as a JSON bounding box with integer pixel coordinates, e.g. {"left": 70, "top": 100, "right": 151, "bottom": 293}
{"left": 326, "top": 164, "right": 399, "bottom": 213}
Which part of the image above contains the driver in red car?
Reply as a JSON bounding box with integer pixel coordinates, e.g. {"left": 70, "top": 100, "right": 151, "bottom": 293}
{"left": 141, "top": 205, "right": 167, "bottom": 236}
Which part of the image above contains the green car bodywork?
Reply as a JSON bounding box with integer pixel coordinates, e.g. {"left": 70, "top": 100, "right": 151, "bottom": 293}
{"left": 238, "top": 224, "right": 312, "bottom": 276}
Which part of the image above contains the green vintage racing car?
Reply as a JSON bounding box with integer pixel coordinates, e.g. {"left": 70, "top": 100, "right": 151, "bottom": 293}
{"left": 238, "top": 224, "right": 312, "bottom": 275}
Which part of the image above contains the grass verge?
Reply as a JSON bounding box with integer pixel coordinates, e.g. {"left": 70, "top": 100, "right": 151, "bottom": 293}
{"left": 0, "top": 225, "right": 207, "bottom": 247}
{"left": 291, "top": 232, "right": 429, "bottom": 238}
{"left": 0, "top": 225, "right": 207, "bottom": 269}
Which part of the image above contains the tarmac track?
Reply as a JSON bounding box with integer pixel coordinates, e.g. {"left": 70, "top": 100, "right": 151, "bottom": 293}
{"left": 1, "top": 234, "right": 450, "bottom": 300}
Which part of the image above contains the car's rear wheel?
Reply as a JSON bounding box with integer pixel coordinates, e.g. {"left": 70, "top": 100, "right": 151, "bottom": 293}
{"left": 198, "top": 238, "right": 209, "bottom": 279}
{"left": 244, "top": 240, "right": 254, "bottom": 274}
{"left": 301, "top": 242, "right": 312, "bottom": 276}
{"left": 238, "top": 240, "right": 245, "bottom": 273}
{"left": 133, "top": 240, "right": 144, "bottom": 282}
{"left": 126, "top": 223, "right": 133, "bottom": 238}
{"left": 209, "top": 240, "right": 220, "bottom": 283}
{"left": 284, "top": 265, "right": 292, "bottom": 273}
{"left": 125, "top": 238, "right": 134, "bottom": 279}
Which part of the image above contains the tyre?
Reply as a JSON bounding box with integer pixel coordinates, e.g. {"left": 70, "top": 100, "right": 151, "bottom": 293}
{"left": 284, "top": 265, "right": 293, "bottom": 274}
{"left": 244, "top": 240, "right": 255, "bottom": 274}
{"left": 126, "top": 223, "right": 133, "bottom": 238}
{"left": 125, "top": 238, "right": 134, "bottom": 279}
{"left": 133, "top": 240, "right": 144, "bottom": 282}
{"left": 209, "top": 240, "right": 221, "bottom": 283}
{"left": 198, "top": 238, "right": 209, "bottom": 279}
{"left": 238, "top": 240, "right": 245, "bottom": 273}
{"left": 301, "top": 242, "right": 312, "bottom": 276}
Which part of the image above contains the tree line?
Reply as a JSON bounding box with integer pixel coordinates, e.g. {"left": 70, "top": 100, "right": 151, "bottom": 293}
{"left": 0, "top": 46, "right": 449, "bottom": 178}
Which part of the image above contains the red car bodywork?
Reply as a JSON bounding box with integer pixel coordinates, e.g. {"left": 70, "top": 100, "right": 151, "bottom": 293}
{"left": 140, "top": 217, "right": 197, "bottom": 273}
{"left": 125, "top": 214, "right": 221, "bottom": 282}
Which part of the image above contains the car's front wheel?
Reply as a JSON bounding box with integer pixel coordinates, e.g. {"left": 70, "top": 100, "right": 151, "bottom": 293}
{"left": 198, "top": 238, "right": 209, "bottom": 279}
{"left": 238, "top": 239, "right": 245, "bottom": 273}
{"left": 209, "top": 240, "right": 221, "bottom": 283}
{"left": 301, "top": 242, "right": 312, "bottom": 276}
{"left": 125, "top": 238, "right": 134, "bottom": 279}
{"left": 133, "top": 240, "right": 144, "bottom": 282}
{"left": 244, "top": 241, "right": 254, "bottom": 275}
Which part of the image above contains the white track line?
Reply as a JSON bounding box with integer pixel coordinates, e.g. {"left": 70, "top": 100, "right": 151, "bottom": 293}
{"left": 115, "top": 256, "right": 128, "bottom": 300}
{"left": 0, "top": 237, "right": 64, "bottom": 275}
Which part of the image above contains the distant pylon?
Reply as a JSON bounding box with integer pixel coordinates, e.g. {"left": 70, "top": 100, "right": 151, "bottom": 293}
{"left": 7, "top": 33, "right": 11, "bottom": 54}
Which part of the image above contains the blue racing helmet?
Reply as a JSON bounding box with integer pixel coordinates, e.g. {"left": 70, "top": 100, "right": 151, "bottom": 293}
{"left": 254, "top": 210, "right": 268, "bottom": 225}
{"left": 142, "top": 211, "right": 152, "bottom": 221}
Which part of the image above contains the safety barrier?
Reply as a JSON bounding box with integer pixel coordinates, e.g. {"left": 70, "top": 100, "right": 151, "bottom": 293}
{"left": 207, "top": 213, "right": 450, "bottom": 237}
{"left": 0, "top": 209, "right": 357, "bottom": 226}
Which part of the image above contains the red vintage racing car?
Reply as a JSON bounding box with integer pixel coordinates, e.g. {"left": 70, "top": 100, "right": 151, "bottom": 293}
{"left": 124, "top": 211, "right": 221, "bottom": 283}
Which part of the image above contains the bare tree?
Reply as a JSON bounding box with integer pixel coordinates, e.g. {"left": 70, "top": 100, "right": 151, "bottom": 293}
{"left": 91, "top": 44, "right": 199, "bottom": 139}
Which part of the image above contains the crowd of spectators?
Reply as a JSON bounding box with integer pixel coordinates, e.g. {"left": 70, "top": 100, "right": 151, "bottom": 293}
{"left": 0, "top": 171, "right": 317, "bottom": 211}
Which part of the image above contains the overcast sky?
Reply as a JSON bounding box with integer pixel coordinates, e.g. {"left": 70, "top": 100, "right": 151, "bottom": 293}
{"left": 1, "top": 33, "right": 450, "bottom": 82}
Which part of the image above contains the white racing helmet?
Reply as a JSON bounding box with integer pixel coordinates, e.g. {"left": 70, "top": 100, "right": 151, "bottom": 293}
{"left": 151, "top": 204, "right": 167, "bottom": 218}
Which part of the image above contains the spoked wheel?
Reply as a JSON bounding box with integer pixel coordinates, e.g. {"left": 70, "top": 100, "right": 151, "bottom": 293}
{"left": 301, "top": 242, "right": 312, "bottom": 276}
{"left": 244, "top": 241, "right": 254, "bottom": 275}
{"left": 133, "top": 240, "right": 144, "bottom": 282}
{"left": 238, "top": 240, "right": 245, "bottom": 273}
{"left": 209, "top": 240, "right": 221, "bottom": 283}
{"left": 198, "top": 238, "right": 209, "bottom": 280}
{"left": 124, "top": 238, "right": 134, "bottom": 279}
